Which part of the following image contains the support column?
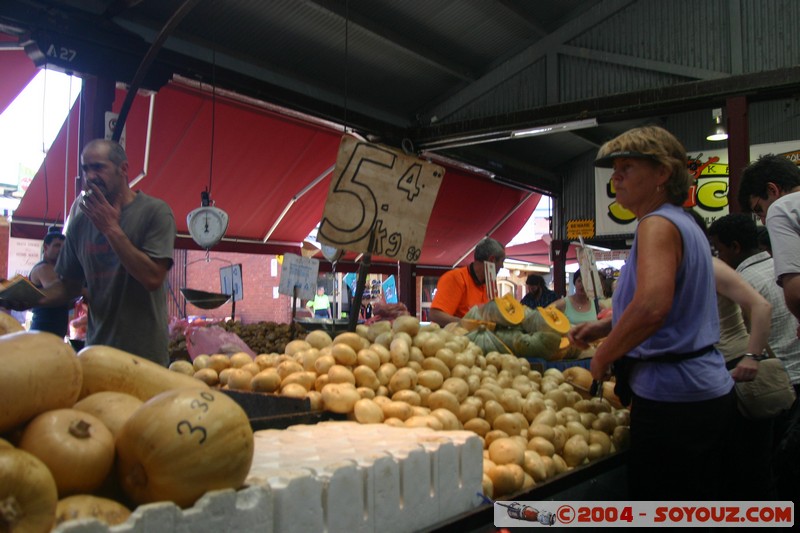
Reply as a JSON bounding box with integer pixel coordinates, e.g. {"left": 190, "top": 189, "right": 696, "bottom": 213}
{"left": 398, "top": 262, "right": 416, "bottom": 317}
{"left": 726, "top": 95, "right": 750, "bottom": 214}
{"left": 79, "top": 75, "right": 116, "bottom": 149}
{"left": 551, "top": 240, "right": 569, "bottom": 297}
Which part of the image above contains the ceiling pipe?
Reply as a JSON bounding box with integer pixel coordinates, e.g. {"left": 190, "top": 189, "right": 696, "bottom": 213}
{"left": 112, "top": 0, "right": 203, "bottom": 142}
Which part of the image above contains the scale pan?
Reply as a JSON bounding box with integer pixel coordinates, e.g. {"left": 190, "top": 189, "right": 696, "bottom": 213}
{"left": 180, "top": 288, "right": 231, "bottom": 310}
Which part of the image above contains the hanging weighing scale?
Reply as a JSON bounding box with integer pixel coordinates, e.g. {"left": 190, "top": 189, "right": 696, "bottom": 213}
{"left": 180, "top": 190, "right": 236, "bottom": 314}
{"left": 187, "top": 190, "right": 229, "bottom": 249}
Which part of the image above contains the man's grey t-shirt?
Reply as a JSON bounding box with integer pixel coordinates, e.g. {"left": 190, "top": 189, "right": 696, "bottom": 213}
{"left": 57, "top": 192, "right": 176, "bottom": 365}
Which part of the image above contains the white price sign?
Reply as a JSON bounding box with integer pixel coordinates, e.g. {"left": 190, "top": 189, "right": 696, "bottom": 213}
{"left": 278, "top": 253, "right": 319, "bottom": 301}
{"left": 317, "top": 135, "right": 444, "bottom": 263}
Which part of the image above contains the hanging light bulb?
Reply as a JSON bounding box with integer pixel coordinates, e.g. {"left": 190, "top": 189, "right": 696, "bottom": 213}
{"left": 706, "top": 108, "right": 728, "bottom": 141}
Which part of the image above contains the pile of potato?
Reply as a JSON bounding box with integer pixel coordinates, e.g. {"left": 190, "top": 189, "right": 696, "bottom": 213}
{"left": 168, "top": 316, "right": 630, "bottom": 499}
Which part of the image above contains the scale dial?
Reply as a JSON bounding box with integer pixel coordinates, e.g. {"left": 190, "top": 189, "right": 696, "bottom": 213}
{"left": 187, "top": 206, "right": 229, "bottom": 249}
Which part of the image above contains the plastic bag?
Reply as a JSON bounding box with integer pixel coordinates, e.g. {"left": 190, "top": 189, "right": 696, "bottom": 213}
{"left": 185, "top": 324, "right": 256, "bottom": 360}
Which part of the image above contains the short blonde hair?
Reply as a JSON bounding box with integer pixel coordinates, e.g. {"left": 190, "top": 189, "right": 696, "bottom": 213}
{"left": 596, "top": 126, "right": 690, "bottom": 206}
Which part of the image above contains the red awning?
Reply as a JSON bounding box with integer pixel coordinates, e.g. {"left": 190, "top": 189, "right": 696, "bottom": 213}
{"left": 11, "top": 73, "right": 540, "bottom": 267}
{"left": 505, "top": 239, "right": 578, "bottom": 265}
{"left": 0, "top": 42, "right": 37, "bottom": 116}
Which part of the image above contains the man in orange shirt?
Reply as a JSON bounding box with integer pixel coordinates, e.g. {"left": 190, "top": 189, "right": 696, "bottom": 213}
{"left": 429, "top": 237, "right": 506, "bottom": 326}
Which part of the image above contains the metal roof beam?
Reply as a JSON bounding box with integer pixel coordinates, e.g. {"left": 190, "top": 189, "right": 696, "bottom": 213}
{"left": 557, "top": 45, "right": 730, "bottom": 80}
{"left": 303, "top": 0, "right": 476, "bottom": 82}
{"left": 423, "top": 0, "right": 636, "bottom": 123}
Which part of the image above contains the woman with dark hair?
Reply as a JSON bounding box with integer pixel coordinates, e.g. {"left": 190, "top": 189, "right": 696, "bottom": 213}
{"left": 552, "top": 270, "right": 597, "bottom": 324}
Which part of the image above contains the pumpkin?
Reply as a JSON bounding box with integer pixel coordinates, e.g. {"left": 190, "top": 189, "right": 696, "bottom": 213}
{"left": 0, "top": 331, "right": 82, "bottom": 433}
{"left": 465, "top": 325, "right": 512, "bottom": 355}
{"left": 0, "top": 448, "right": 58, "bottom": 533}
{"left": 77, "top": 345, "right": 208, "bottom": 401}
{"left": 116, "top": 388, "right": 254, "bottom": 508}
{"left": 521, "top": 306, "right": 571, "bottom": 335}
{"left": 72, "top": 391, "right": 144, "bottom": 439}
{"left": 19, "top": 409, "right": 115, "bottom": 497}
{"left": 512, "top": 331, "right": 562, "bottom": 360}
{"left": 55, "top": 495, "right": 130, "bottom": 527}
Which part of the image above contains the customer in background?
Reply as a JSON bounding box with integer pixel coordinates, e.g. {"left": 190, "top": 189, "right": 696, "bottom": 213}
{"left": 306, "top": 286, "right": 332, "bottom": 318}
{"left": 429, "top": 237, "right": 505, "bottom": 326}
{"left": 708, "top": 213, "right": 800, "bottom": 384}
{"left": 568, "top": 126, "right": 735, "bottom": 500}
{"left": 28, "top": 230, "right": 71, "bottom": 338}
{"left": 32, "top": 139, "right": 176, "bottom": 366}
{"left": 552, "top": 270, "right": 597, "bottom": 325}
{"left": 520, "top": 273, "right": 558, "bottom": 309}
{"left": 709, "top": 211, "right": 800, "bottom": 500}
{"left": 738, "top": 154, "right": 800, "bottom": 329}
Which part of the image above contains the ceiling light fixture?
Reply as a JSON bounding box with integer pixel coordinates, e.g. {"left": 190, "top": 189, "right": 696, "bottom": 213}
{"left": 419, "top": 117, "right": 598, "bottom": 151}
{"left": 510, "top": 118, "right": 598, "bottom": 138}
{"left": 706, "top": 108, "right": 728, "bottom": 142}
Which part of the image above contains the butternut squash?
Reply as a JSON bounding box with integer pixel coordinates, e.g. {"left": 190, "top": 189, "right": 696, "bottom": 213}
{"left": 0, "top": 448, "right": 58, "bottom": 533}
{"left": 0, "top": 331, "right": 82, "bottom": 433}
{"left": 0, "top": 312, "right": 24, "bottom": 335}
{"left": 55, "top": 495, "right": 130, "bottom": 527}
{"left": 116, "top": 388, "right": 254, "bottom": 508}
{"left": 77, "top": 345, "right": 208, "bottom": 401}
{"left": 72, "top": 391, "right": 144, "bottom": 439}
{"left": 19, "top": 409, "right": 115, "bottom": 497}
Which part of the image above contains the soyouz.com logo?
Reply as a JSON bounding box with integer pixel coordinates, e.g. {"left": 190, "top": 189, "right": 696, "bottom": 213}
{"left": 494, "top": 501, "right": 794, "bottom": 527}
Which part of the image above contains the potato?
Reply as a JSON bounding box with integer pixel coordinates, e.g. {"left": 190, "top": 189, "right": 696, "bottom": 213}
{"left": 353, "top": 398, "right": 384, "bottom": 424}
{"left": 383, "top": 417, "right": 405, "bottom": 428}
{"left": 523, "top": 450, "right": 548, "bottom": 482}
{"left": 356, "top": 387, "right": 376, "bottom": 399}
{"left": 328, "top": 365, "right": 356, "bottom": 385}
{"left": 276, "top": 360, "right": 304, "bottom": 380}
{"left": 483, "top": 400, "right": 505, "bottom": 426}
{"left": 527, "top": 436, "right": 555, "bottom": 457}
{"left": 169, "top": 360, "right": 194, "bottom": 376}
{"left": 426, "top": 389, "right": 459, "bottom": 415}
{"left": 370, "top": 343, "right": 391, "bottom": 363}
{"left": 404, "top": 415, "right": 443, "bottom": 430}
{"left": 392, "top": 316, "right": 420, "bottom": 337}
{"left": 356, "top": 349, "right": 381, "bottom": 371}
{"left": 321, "top": 383, "right": 360, "bottom": 413}
{"left": 421, "top": 357, "right": 450, "bottom": 379}
{"left": 488, "top": 437, "right": 525, "bottom": 466}
{"left": 381, "top": 400, "right": 414, "bottom": 421}
{"left": 314, "top": 374, "right": 330, "bottom": 392}
{"left": 333, "top": 332, "right": 366, "bottom": 352}
{"left": 487, "top": 464, "right": 524, "bottom": 497}
{"left": 305, "top": 329, "right": 332, "bottom": 349}
{"left": 367, "top": 321, "right": 392, "bottom": 342}
{"left": 430, "top": 408, "right": 461, "bottom": 430}
{"left": 285, "top": 339, "right": 312, "bottom": 356}
{"left": 391, "top": 389, "right": 421, "bottom": 406}
{"left": 563, "top": 434, "right": 589, "bottom": 467}
{"left": 353, "top": 365, "right": 380, "bottom": 390}
{"left": 193, "top": 368, "right": 219, "bottom": 386}
{"left": 411, "top": 406, "right": 431, "bottom": 417}
{"left": 492, "top": 413, "right": 524, "bottom": 436}
{"left": 251, "top": 369, "right": 281, "bottom": 393}
{"left": 441, "top": 377, "right": 469, "bottom": 402}
{"left": 281, "top": 371, "right": 316, "bottom": 391}
{"left": 227, "top": 368, "right": 253, "bottom": 391}
{"left": 484, "top": 429, "right": 509, "bottom": 449}
{"left": 417, "top": 370, "right": 444, "bottom": 391}
{"left": 389, "top": 338, "right": 410, "bottom": 367}
{"left": 462, "top": 416, "right": 490, "bottom": 436}
{"left": 588, "top": 429, "right": 612, "bottom": 455}
{"left": 421, "top": 336, "right": 446, "bottom": 358}
{"left": 331, "top": 343, "right": 358, "bottom": 366}
{"left": 457, "top": 402, "right": 479, "bottom": 423}
{"left": 307, "top": 391, "right": 323, "bottom": 410}
{"left": 376, "top": 363, "right": 397, "bottom": 385}
{"left": 388, "top": 367, "right": 417, "bottom": 393}
{"left": 281, "top": 383, "right": 308, "bottom": 399}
